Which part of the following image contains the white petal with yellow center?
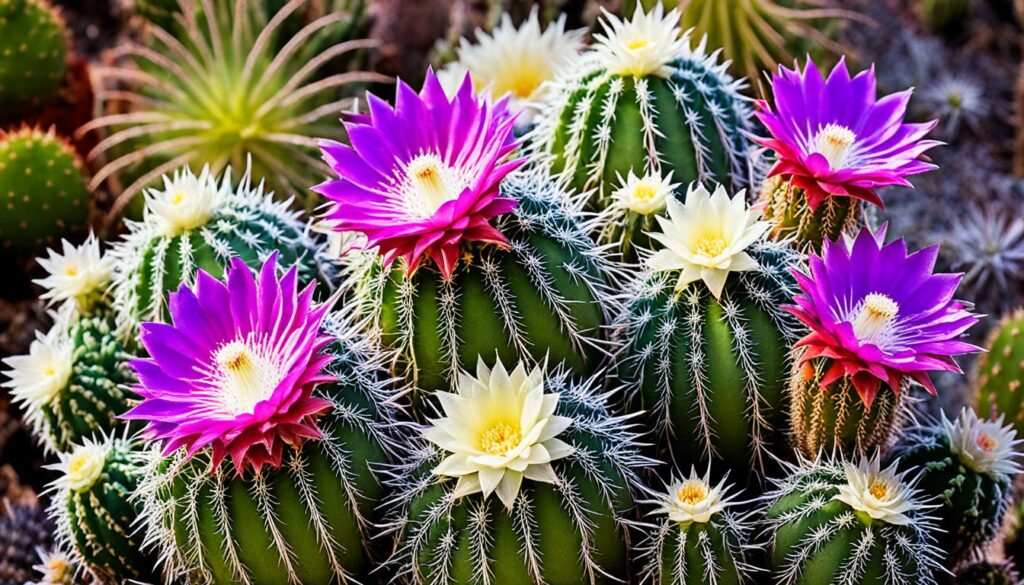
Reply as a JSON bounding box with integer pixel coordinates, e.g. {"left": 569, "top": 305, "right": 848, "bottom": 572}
{"left": 423, "top": 357, "right": 575, "bottom": 510}
{"left": 655, "top": 466, "right": 734, "bottom": 525}
{"left": 58, "top": 439, "right": 108, "bottom": 493}
{"left": 593, "top": 4, "right": 687, "bottom": 78}
{"left": 944, "top": 408, "right": 1021, "bottom": 477}
{"left": 2, "top": 328, "right": 73, "bottom": 421}
{"left": 34, "top": 233, "right": 113, "bottom": 309}
{"left": 611, "top": 169, "right": 679, "bottom": 216}
{"left": 833, "top": 456, "right": 917, "bottom": 526}
{"left": 646, "top": 182, "right": 769, "bottom": 299}
{"left": 144, "top": 165, "right": 224, "bottom": 236}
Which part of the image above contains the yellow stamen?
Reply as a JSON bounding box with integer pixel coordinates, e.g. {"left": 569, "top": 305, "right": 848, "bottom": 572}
{"left": 633, "top": 183, "right": 657, "bottom": 202}
{"left": 63, "top": 266, "right": 78, "bottom": 277}
{"left": 406, "top": 155, "right": 456, "bottom": 217}
{"left": 627, "top": 38, "right": 650, "bottom": 50}
{"left": 852, "top": 293, "right": 899, "bottom": 344}
{"left": 868, "top": 479, "right": 889, "bottom": 500}
{"left": 478, "top": 421, "right": 523, "bottom": 456}
{"left": 677, "top": 481, "right": 707, "bottom": 505}
{"left": 695, "top": 236, "right": 727, "bottom": 258}
{"left": 171, "top": 191, "right": 187, "bottom": 205}
{"left": 813, "top": 123, "right": 857, "bottom": 168}
{"left": 215, "top": 341, "right": 269, "bottom": 413}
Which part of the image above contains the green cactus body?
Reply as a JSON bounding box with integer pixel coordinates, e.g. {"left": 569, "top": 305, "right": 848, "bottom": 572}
{"left": 387, "top": 368, "right": 649, "bottom": 585}
{"left": 760, "top": 176, "right": 864, "bottom": 251}
{"left": 923, "top": 0, "right": 970, "bottom": 36}
{"left": 954, "top": 562, "right": 1023, "bottom": 585}
{"left": 135, "top": 326, "right": 399, "bottom": 585}
{"left": 0, "top": 0, "right": 67, "bottom": 110}
{"left": 50, "top": 437, "right": 154, "bottom": 583}
{"left": 615, "top": 241, "right": 800, "bottom": 474}
{"left": 763, "top": 457, "right": 942, "bottom": 585}
{"left": 346, "top": 171, "right": 616, "bottom": 405}
{"left": 789, "top": 356, "right": 905, "bottom": 458}
{"left": 111, "top": 166, "right": 327, "bottom": 329}
{"left": 0, "top": 127, "right": 89, "bottom": 256}
{"left": 531, "top": 47, "right": 752, "bottom": 213}
{"left": 975, "top": 309, "right": 1024, "bottom": 434}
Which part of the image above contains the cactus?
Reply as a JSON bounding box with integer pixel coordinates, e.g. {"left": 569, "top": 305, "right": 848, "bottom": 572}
{"left": 0, "top": 0, "right": 68, "bottom": 110}
{"left": 953, "top": 562, "right": 1023, "bottom": 585}
{"left": 0, "top": 499, "right": 54, "bottom": 585}
{"left": 923, "top": 0, "right": 971, "bottom": 36}
{"left": 529, "top": 5, "right": 753, "bottom": 215}
{"left": 636, "top": 468, "right": 759, "bottom": 584}
{"left": 2, "top": 312, "right": 135, "bottom": 454}
{"left": 109, "top": 164, "right": 327, "bottom": 330}
{"left": 890, "top": 409, "right": 1021, "bottom": 565}
{"left": 975, "top": 309, "right": 1024, "bottom": 434}
{"left": 344, "top": 170, "right": 618, "bottom": 405}
{"left": 758, "top": 175, "right": 866, "bottom": 251}
{"left": 762, "top": 454, "right": 943, "bottom": 585}
{"left": 0, "top": 127, "right": 89, "bottom": 256}
{"left": 83, "top": 0, "right": 384, "bottom": 213}
{"left": 615, "top": 239, "right": 801, "bottom": 475}
{"left": 47, "top": 435, "right": 155, "bottom": 583}
{"left": 384, "top": 360, "right": 651, "bottom": 584}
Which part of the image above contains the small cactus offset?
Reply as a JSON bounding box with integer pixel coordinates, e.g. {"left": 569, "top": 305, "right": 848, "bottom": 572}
{"left": 110, "top": 164, "right": 327, "bottom": 330}
{"left": 2, "top": 312, "right": 136, "bottom": 454}
{"left": 47, "top": 435, "right": 155, "bottom": 583}
{"left": 761, "top": 454, "right": 943, "bottom": 585}
{"left": 0, "top": 127, "right": 89, "bottom": 256}
{"left": 384, "top": 358, "right": 652, "bottom": 584}
{"left": 890, "top": 409, "right": 1021, "bottom": 565}
{"left": 0, "top": 0, "right": 68, "bottom": 110}
{"left": 530, "top": 5, "right": 753, "bottom": 214}
{"left": 953, "top": 561, "right": 1024, "bottom": 585}
{"left": 636, "top": 468, "right": 759, "bottom": 585}
{"left": 975, "top": 308, "right": 1024, "bottom": 434}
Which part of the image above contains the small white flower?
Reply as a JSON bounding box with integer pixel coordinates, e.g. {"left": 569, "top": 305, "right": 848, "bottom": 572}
{"left": 610, "top": 169, "right": 678, "bottom": 216}
{"left": 944, "top": 408, "right": 1022, "bottom": 477}
{"left": 144, "top": 165, "right": 224, "bottom": 236}
{"left": 646, "top": 182, "right": 769, "bottom": 299}
{"left": 439, "top": 10, "right": 585, "bottom": 120}
{"left": 33, "top": 234, "right": 113, "bottom": 310}
{"left": 2, "top": 327, "right": 73, "bottom": 429}
{"left": 592, "top": 4, "right": 687, "bottom": 78}
{"left": 423, "top": 357, "right": 575, "bottom": 510}
{"left": 833, "top": 456, "right": 917, "bottom": 526}
{"left": 30, "top": 548, "right": 77, "bottom": 585}
{"left": 50, "top": 437, "right": 109, "bottom": 493}
{"left": 655, "top": 466, "right": 734, "bottom": 525}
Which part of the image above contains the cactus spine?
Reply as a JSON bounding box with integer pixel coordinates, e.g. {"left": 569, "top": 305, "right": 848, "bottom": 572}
{"left": 759, "top": 176, "right": 866, "bottom": 251}
{"left": 0, "top": 0, "right": 67, "bottom": 110}
{"left": 0, "top": 127, "right": 89, "bottom": 256}
{"left": 975, "top": 308, "right": 1024, "bottom": 434}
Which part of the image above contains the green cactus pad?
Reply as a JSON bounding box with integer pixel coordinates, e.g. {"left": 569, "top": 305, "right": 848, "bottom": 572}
{"left": 759, "top": 176, "right": 866, "bottom": 251}
{"left": 0, "top": 0, "right": 68, "bottom": 109}
{"left": 0, "top": 127, "right": 89, "bottom": 256}
{"left": 975, "top": 309, "right": 1024, "bottom": 434}
{"left": 615, "top": 240, "right": 800, "bottom": 476}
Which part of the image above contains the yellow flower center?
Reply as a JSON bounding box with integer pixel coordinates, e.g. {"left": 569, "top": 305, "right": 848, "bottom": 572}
{"left": 43, "top": 364, "right": 57, "bottom": 377}
{"left": 493, "top": 64, "right": 547, "bottom": 99}
{"left": 171, "top": 191, "right": 187, "bottom": 205}
{"left": 813, "top": 123, "right": 857, "bottom": 168}
{"left": 633, "top": 183, "right": 657, "bottom": 202}
{"left": 627, "top": 38, "right": 650, "bottom": 51}
{"left": 478, "top": 421, "right": 523, "bottom": 456}
{"left": 677, "top": 481, "right": 707, "bottom": 505}
{"left": 868, "top": 479, "right": 890, "bottom": 500}
{"left": 695, "top": 236, "right": 727, "bottom": 258}
{"left": 852, "top": 293, "right": 899, "bottom": 345}
{"left": 68, "top": 453, "right": 89, "bottom": 475}
{"left": 63, "top": 265, "right": 78, "bottom": 277}
{"left": 977, "top": 432, "right": 997, "bottom": 453}
{"left": 405, "top": 154, "right": 459, "bottom": 219}
{"left": 215, "top": 340, "right": 276, "bottom": 415}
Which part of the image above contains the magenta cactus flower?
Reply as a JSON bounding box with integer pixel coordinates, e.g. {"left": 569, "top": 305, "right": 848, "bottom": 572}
{"left": 122, "top": 255, "right": 334, "bottom": 475}
{"left": 785, "top": 227, "right": 980, "bottom": 407}
{"left": 754, "top": 57, "right": 940, "bottom": 211}
{"left": 315, "top": 70, "right": 525, "bottom": 279}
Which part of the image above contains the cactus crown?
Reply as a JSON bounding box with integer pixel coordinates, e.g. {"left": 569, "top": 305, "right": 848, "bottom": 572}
{"left": 0, "top": 0, "right": 68, "bottom": 109}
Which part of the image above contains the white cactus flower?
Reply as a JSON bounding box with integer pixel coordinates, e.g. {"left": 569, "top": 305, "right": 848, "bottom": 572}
{"left": 654, "top": 466, "right": 735, "bottom": 525}
{"left": 944, "top": 408, "right": 1022, "bottom": 477}
{"left": 144, "top": 165, "right": 224, "bottom": 236}
{"left": 592, "top": 3, "right": 687, "bottom": 78}
{"left": 34, "top": 234, "right": 113, "bottom": 310}
{"left": 833, "top": 456, "right": 917, "bottom": 526}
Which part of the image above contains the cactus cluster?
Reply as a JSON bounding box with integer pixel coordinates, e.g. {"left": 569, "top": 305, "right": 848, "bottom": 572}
{"left": 0, "top": 0, "right": 68, "bottom": 110}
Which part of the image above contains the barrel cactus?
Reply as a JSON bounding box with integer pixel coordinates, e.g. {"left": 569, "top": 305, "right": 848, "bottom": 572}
{"left": 0, "top": 127, "right": 90, "bottom": 256}
{"left": 2, "top": 312, "right": 135, "bottom": 454}
{"left": 636, "top": 467, "right": 758, "bottom": 585}
{"left": 125, "top": 256, "right": 401, "bottom": 585}
{"left": 0, "top": 0, "right": 68, "bottom": 110}
{"left": 762, "top": 454, "right": 943, "bottom": 585}
{"left": 530, "top": 4, "right": 753, "bottom": 215}
{"left": 753, "top": 57, "right": 939, "bottom": 250}
{"left": 786, "top": 227, "right": 980, "bottom": 458}
{"left": 614, "top": 182, "right": 800, "bottom": 475}
{"left": 109, "top": 163, "right": 326, "bottom": 330}
{"left": 975, "top": 308, "right": 1024, "bottom": 435}
{"left": 47, "top": 435, "right": 154, "bottom": 583}
{"left": 384, "top": 357, "right": 651, "bottom": 584}
{"left": 891, "top": 408, "right": 1021, "bottom": 565}
{"left": 318, "top": 73, "right": 617, "bottom": 403}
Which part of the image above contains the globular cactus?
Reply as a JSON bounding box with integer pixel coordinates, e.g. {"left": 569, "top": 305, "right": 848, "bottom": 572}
{"left": 759, "top": 175, "right": 865, "bottom": 252}
{"left": 890, "top": 409, "right": 1021, "bottom": 565}
{"left": 384, "top": 358, "right": 652, "bottom": 584}
{"left": 530, "top": 5, "right": 753, "bottom": 216}
{"left": 762, "top": 454, "right": 943, "bottom": 585}
{"left": 47, "top": 435, "right": 154, "bottom": 583}
{"left": 0, "top": 127, "right": 89, "bottom": 256}
{"left": 923, "top": 0, "right": 971, "bottom": 36}
{"left": 952, "top": 561, "right": 1023, "bottom": 585}
{"left": 636, "top": 468, "right": 759, "bottom": 584}
{"left": 614, "top": 183, "right": 800, "bottom": 475}
{"left": 2, "top": 313, "right": 135, "bottom": 454}
{"left": 975, "top": 309, "right": 1024, "bottom": 435}
{"left": 110, "top": 164, "right": 327, "bottom": 330}
{"left": 0, "top": 0, "right": 68, "bottom": 110}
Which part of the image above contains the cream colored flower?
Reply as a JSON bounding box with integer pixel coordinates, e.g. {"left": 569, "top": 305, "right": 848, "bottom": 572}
{"left": 423, "top": 357, "right": 575, "bottom": 510}
{"left": 610, "top": 169, "right": 678, "bottom": 216}
{"left": 592, "top": 4, "right": 687, "bottom": 78}
{"left": 53, "top": 438, "right": 108, "bottom": 493}
{"left": 646, "top": 183, "right": 769, "bottom": 299}
{"left": 833, "top": 456, "right": 916, "bottom": 526}
{"left": 945, "top": 408, "right": 1021, "bottom": 477}
{"left": 3, "top": 327, "right": 73, "bottom": 428}
{"left": 34, "top": 234, "right": 113, "bottom": 310}
{"left": 655, "top": 467, "right": 733, "bottom": 525}
{"left": 144, "top": 165, "right": 223, "bottom": 236}
{"left": 30, "top": 549, "right": 77, "bottom": 585}
{"left": 439, "top": 10, "right": 584, "bottom": 120}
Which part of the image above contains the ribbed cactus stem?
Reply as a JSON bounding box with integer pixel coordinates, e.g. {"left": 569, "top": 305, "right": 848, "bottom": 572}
{"left": 975, "top": 309, "right": 1024, "bottom": 434}
{"left": 759, "top": 176, "right": 864, "bottom": 251}
{"left": 0, "top": 0, "right": 68, "bottom": 109}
